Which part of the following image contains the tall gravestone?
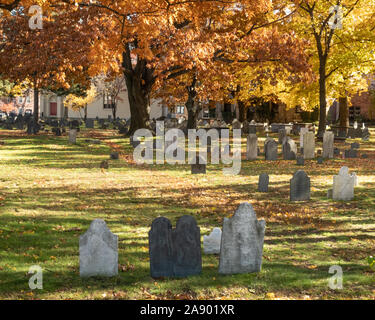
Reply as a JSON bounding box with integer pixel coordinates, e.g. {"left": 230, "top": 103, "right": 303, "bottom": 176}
{"left": 258, "top": 173, "right": 269, "bottom": 192}
{"left": 278, "top": 128, "right": 287, "bottom": 144}
{"left": 203, "top": 227, "right": 222, "bottom": 254}
{"left": 265, "top": 139, "right": 278, "bottom": 160}
{"left": 300, "top": 127, "right": 308, "bottom": 148}
{"left": 332, "top": 166, "right": 355, "bottom": 201}
{"left": 69, "top": 129, "right": 77, "bottom": 144}
{"left": 290, "top": 170, "right": 310, "bottom": 201}
{"left": 219, "top": 203, "right": 266, "bottom": 274}
{"left": 149, "top": 217, "right": 174, "bottom": 278}
{"left": 323, "top": 131, "right": 334, "bottom": 159}
{"left": 282, "top": 138, "right": 297, "bottom": 160}
{"left": 246, "top": 134, "right": 258, "bottom": 160}
{"left": 79, "top": 219, "right": 118, "bottom": 277}
{"left": 149, "top": 215, "right": 202, "bottom": 278}
{"left": 303, "top": 132, "right": 315, "bottom": 159}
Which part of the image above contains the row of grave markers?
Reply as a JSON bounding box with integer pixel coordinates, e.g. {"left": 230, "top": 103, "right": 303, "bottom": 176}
{"left": 257, "top": 166, "right": 357, "bottom": 201}
{"left": 79, "top": 203, "right": 265, "bottom": 278}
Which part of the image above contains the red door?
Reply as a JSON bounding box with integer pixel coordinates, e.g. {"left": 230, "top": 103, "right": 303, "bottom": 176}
{"left": 50, "top": 102, "right": 57, "bottom": 116}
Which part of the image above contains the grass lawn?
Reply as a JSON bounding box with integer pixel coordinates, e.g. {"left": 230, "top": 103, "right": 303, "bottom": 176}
{"left": 0, "top": 127, "right": 374, "bottom": 300}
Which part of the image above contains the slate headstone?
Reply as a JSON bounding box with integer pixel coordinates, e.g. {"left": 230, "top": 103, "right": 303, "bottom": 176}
{"left": 344, "top": 149, "right": 357, "bottom": 158}
{"left": 296, "top": 156, "right": 304, "bottom": 166}
{"left": 258, "top": 173, "right": 269, "bottom": 192}
{"left": 110, "top": 152, "right": 119, "bottom": 160}
{"left": 265, "top": 139, "right": 278, "bottom": 161}
{"left": 290, "top": 170, "right": 310, "bottom": 201}
{"left": 191, "top": 156, "right": 206, "bottom": 174}
{"left": 219, "top": 203, "right": 266, "bottom": 274}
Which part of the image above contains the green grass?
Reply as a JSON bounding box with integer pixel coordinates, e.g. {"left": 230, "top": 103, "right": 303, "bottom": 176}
{"left": 0, "top": 127, "right": 374, "bottom": 300}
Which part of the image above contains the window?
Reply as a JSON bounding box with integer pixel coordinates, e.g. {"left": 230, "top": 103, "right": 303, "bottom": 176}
{"left": 176, "top": 105, "right": 185, "bottom": 114}
{"left": 103, "top": 93, "right": 115, "bottom": 109}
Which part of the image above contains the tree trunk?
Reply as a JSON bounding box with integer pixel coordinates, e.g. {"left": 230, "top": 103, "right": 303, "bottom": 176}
{"left": 112, "top": 102, "right": 117, "bottom": 120}
{"left": 338, "top": 96, "right": 349, "bottom": 127}
{"left": 33, "top": 87, "right": 39, "bottom": 122}
{"left": 317, "top": 63, "right": 327, "bottom": 137}
{"left": 238, "top": 101, "right": 247, "bottom": 122}
{"left": 122, "top": 48, "right": 154, "bottom": 135}
{"left": 186, "top": 77, "right": 198, "bottom": 129}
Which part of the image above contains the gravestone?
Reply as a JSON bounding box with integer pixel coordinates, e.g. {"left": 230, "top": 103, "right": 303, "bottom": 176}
{"left": 303, "top": 132, "right": 315, "bottom": 159}
{"left": 278, "top": 128, "right": 287, "bottom": 144}
{"left": 232, "top": 119, "right": 242, "bottom": 130}
{"left": 149, "top": 216, "right": 202, "bottom": 278}
{"left": 258, "top": 173, "right": 269, "bottom": 192}
{"left": 351, "top": 142, "right": 360, "bottom": 149}
{"left": 345, "top": 149, "right": 357, "bottom": 158}
{"left": 362, "top": 128, "right": 370, "bottom": 141}
{"left": 334, "top": 148, "right": 340, "bottom": 157}
{"left": 68, "top": 129, "right": 77, "bottom": 144}
{"left": 246, "top": 134, "right": 258, "bottom": 160}
{"left": 282, "top": 138, "right": 297, "bottom": 160}
{"left": 100, "top": 160, "right": 109, "bottom": 169}
{"left": 361, "top": 154, "right": 368, "bottom": 159}
{"left": 172, "top": 216, "right": 202, "bottom": 277}
{"left": 290, "top": 170, "right": 310, "bottom": 201}
{"left": 191, "top": 156, "right": 206, "bottom": 174}
{"left": 327, "top": 189, "right": 333, "bottom": 199}
{"left": 149, "top": 217, "right": 174, "bottom": 278}
{"left": 79, "top": 219, "right": 118, "bottom": 277}
{"left": 110, "top": 152, "right": 119, "bottom": 160}
{"left": 219, "top": 203, "right": 266, "bottom": 274}
{"left": 323, "top": 131, "right": 334, "bottom": 159}
{"left": 317, "top": 157, "right": 323, "bottom": 164}
{"left": 203, "top": 227, "right": 222, "bottom": 254}
{"left": 85, "top": 119, "right": 94, "bottom": 128}
{"left": 332, "top": 166, "right": 355, "bottom": 201}
{"left": 265, "top": 139, "right": 278, "bottom": 160}
{"left": 300, "top": 127, "right": 309, "bottom": 148}
{"left": 296, "top": 156, "right": 304, "bottom": 166}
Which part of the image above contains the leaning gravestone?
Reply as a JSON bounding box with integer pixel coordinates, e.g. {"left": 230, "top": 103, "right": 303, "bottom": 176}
{"left": 265, "top": 139, "right": 278, "bottom": 160}
{"left": 323, "top": 131, "right": 334, "bottom": 158}
{"left": 149, "top": 216, "right": 202, "bottom": 278}
{"left": 246, "top": 134, "right": 258, "bottom": 160}
{"left": 203, "top": 228, "right": 222, "bottom": 254}
{"left": 282, "top": 138, "right": 297, "bottom": 160}
{"left": 219, "top": 203, "right": 266, "bottom": 274}
{"left": 149, "top": 217, "right": 174, "bottom": 278}
{"left": 68, "top": 129, "right": 77, "bottom": 144}
{"left": 79, "top": 219, "right": 118, "bottom": 277}
{"left": 332, "top": 166, "right": 355, "bottom": 201}
{"left": 258, "top": 173, "right": 269, "bottom": 192}
{"left": 303, "top": 132, "right": 315, "bottom": 159}
{"left": 290, "top": 170, "right": 310, "bottom": 201}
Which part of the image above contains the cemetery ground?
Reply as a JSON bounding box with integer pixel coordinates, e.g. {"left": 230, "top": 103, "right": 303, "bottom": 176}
{"left": 0, "top": 127, "right": 374, "bottom": 300}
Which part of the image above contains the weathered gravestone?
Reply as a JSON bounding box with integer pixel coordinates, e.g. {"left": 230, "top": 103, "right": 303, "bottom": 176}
{"left": 232, "top": 119, "right": 242, "bottom": 130}
{"left": 303, "top": 132, "right": 315, "bottom": 159}
{"left": 149, "top": 217, "right": 174, "bottom": 278}
{"left": 258, "top": 173, "right": 269, "bottom": 192}
{"left": 344, "top": 149, "right": 358, "bottom": 158}
{"left": 300, "top": 127, "right": 309, "bottom": 148}
{"left": 332, "top": 166, "right": 355, "bottom": 201}
{"left": 85, "top": 119, "right": 94, "bottom": 128}
{"left": 290, "top": 170, "right": 310, "bottom": 201}
{"left": 203, "top": 228, "right": 222, "bottom": 254}
{"left": 246, "top": 134, "right": 258, "bottom": 160}
{"left": 282, "top": 138, "right": 297, "bottom": 160}
{"left": 79, "top": 219, "right": 118, "bottom": 277}
{"left": 149, "top": 216, "right": 202, "bottom": 278}
{"left": 191, "top": 156, "right": 206, "bottom": 174}
{"left": 172, "top": 216, "right": 202, "bottom": 277}
{"left": 68, "top": 129, "right": 77, "bottom": 144}
{"left": 265, "top": 139, "right": 278, "bottom": 161}
{"left": 296, "top": 156, "right": 304, "bottom": 166}
{"left": 323, "top": 131, "right": 334, "bottom": 158}
{"left": 219, "top": 203, "right": 266, "bottom": 274}
{"left": 278, "top": 128, "right": 287, "bottom": 145}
